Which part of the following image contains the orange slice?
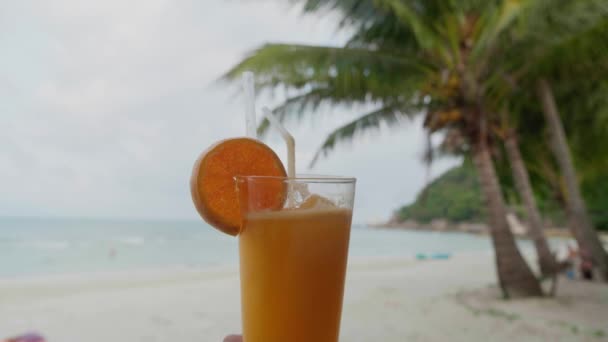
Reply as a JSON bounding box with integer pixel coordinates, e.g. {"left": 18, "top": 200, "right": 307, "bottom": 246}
{"left": 190, "top": 137, "right": 287, "bottom": 235}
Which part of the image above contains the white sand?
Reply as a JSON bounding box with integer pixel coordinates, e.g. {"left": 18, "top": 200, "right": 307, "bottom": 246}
{"left": 1, "top": 253, "right": 607, "bottom": 341}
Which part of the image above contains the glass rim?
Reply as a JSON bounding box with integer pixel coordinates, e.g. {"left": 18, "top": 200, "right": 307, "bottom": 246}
{"left": 234, "top": 174, "right": 356, "bottom": 184}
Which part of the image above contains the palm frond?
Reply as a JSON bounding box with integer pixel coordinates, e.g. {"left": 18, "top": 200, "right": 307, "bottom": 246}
{"left": 345, "top": 11, "right": 418, "bottom": 52}
{"left": 221, "top": 44, "right": 431, "bottom": 98}
{"left": 296, "top": 0, "right": 381, "bottom": 27}
{"left": 256, "top": 88, "right": 340, "bottom": 137}
{"left": 500, "top": 0, "right": 608, "bottom": 77}
{"left": 309, "top": 105, "right": 413, "bottom": 167}
{"left": 371, "top": 0, "right": 440, "bottom": 50}
{"left": 470, "top": 0, "right": 523, "bottom": 68}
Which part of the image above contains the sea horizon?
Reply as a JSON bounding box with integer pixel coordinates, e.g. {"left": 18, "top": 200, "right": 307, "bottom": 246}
{"left": 0, "top": 216, "right": 564, "bottom": 279}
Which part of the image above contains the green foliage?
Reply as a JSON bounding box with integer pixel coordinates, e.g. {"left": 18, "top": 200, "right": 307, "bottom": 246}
{"left": 496, "top": 17, "right": 608, "bottom": 230}
{"left": 583, "top": 175, "right": 608, "bottom": 232}
{"left": 396, "top": 162, "right": 485, "bottom": 223}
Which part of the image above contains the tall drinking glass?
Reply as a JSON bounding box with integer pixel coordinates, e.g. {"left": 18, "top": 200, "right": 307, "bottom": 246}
{"left": 235, "top": 175, "right": 356, "bottom": 342}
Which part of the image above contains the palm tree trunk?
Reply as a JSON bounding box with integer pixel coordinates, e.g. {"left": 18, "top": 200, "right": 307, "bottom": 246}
{"left": 504, "top": 131, "right": 559, "bottom": 277}
{"left": 537, "top": 78, "right": 608, "bottom": 281}
{"left": 472, "top": 144, "right": 543, "bottom": 297}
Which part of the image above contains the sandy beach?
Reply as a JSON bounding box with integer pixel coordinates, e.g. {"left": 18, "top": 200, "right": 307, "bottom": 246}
{"left": 1, "top": 253, "right": 606, "bottom": 342}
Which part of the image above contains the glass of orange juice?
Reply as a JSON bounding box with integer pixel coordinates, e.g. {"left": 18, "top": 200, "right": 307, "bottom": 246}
{"left": 235, "top": 175, "right": 356, "bottom": 342}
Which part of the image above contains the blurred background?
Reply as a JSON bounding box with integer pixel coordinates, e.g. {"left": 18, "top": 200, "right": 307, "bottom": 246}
{"left": 1, "top": 0, "right": 607, "bottom": 341}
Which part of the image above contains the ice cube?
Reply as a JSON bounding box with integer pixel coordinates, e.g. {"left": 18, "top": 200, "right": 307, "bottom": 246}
{"left": 298, "top": 194, "right": 336, "bottom": 210}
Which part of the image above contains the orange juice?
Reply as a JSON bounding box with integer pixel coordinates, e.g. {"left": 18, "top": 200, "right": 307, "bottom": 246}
{"left": 239, "top": 207, "right": 352, "bottom": 342}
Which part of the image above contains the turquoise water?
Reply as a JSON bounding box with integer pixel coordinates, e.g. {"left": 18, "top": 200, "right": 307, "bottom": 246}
{"left": 0, "top": 217, "right": 546, "bottom": 278}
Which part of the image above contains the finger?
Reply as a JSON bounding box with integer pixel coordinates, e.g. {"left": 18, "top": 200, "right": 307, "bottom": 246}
{"left": 223, "top": 335, "right": 242, "bottom": 342}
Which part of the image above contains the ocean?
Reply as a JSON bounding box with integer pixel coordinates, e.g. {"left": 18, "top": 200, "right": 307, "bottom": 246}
{"left": 0, "top": 217, "right": 551, "bottom": 278}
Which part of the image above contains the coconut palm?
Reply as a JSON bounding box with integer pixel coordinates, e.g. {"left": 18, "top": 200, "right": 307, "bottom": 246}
{"left": 225, "top": 0, "right": 549, "bottom": 297}
{"left": 321, "top": 0, "right": 608, "bottom": 281}
{"left": 432, "top": 108, "right": 562, "bottom": 279}
{"left": 497, "top": 10, "right": 608, "bottom": 280}
{"left": 501, "top": 117, "right": 561, "bottom": 277}
{"left": 537, "top": 81, "right": 608, "bottom": 280}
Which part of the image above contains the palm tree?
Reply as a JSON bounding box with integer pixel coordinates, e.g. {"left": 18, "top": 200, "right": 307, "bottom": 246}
{"left": 423, "top": 0, "right": 608, "bottom": 281}
{"left": 537, "top": 81, "right": 608, "bottom": 280}
{"left": 502, "top": 119, "right": 560, "bottom": 277}
{"left": 433, "top": 109, "right": 561, "bottom": 280}
{"left": 225, "top": 0, "right": 545, "bottom": 297}
{"left": 498, "top": 7, "right": 608, "bottom": 280}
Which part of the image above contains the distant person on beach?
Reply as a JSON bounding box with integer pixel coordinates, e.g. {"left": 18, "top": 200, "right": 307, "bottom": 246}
{"left": 566, "top": 244, "right": 579, "bottom": 279}
{"left": 108, "top": 247, "right": 117, "bottom": 259}
{"left": 580, "top": 249, "right": 594, "bottom": 280}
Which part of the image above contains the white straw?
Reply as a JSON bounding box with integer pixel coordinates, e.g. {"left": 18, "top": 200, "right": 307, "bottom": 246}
{"left": 262, "top": 107, "right": 295, "bottom": 179}
{"left": 242, "top": 72, "right": 257, "bottom": 138}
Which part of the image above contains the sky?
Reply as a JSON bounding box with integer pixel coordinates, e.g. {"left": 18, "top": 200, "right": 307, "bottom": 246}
{"left": 0, "top": 0, "right": 459, "bottom": 223}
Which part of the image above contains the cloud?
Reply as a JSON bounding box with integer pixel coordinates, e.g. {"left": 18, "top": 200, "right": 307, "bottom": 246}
{"left": 0, "top": 0, "right": 460, "bottom": 222}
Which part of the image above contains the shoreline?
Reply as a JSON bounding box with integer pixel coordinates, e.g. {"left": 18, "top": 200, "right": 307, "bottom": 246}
{"left": 369, "top": 221, "right": 589, "bottom": 239}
